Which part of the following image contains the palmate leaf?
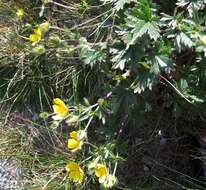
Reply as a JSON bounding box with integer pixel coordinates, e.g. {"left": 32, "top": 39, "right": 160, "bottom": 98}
{"left": 124, "top": 0, "right": 160, "bottom": 50}
{"left": 131, "top": 54, "right": 173, "bottom": 93}
{"left": 176, "top": 0, "right": 206, "bottom": 10}
{"left": 126, "top": 21, "right": 160, "bottom": 50}
{"left": 155, "top": 55, "right": 173, "bottom": 73}
{"left": 111, "top": 87, "right": 137, "bottom": 115}
{"left": 176, "top": 32, "right": 194, "bottom": 51}
{"left": 113, "top": 57, "right": 127, "bottom": 70}
{"left": 150, "top": 55, "right": 174, "bottom": 75}
{"left": 145, "top": 22, "right": 161, "bottom": 41}
{"left": 132, "top": 72, "right": 155, "bottom": 94}
{"left": 177, "top": 79, "right": 204, "bottom": 103}
{"left": 112, "top": 50, "right": 130, "bottom": 70}
{"left": 176, "top": 0, "right": 206, "bottom": 17}
{"left": 126, "top": 20, "right": 146, "bottom": 48}
{"left": 147, "top": 55, "right": 173, "bottom": 75}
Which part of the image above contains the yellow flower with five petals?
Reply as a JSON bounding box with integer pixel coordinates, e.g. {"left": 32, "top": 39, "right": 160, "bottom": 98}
{"left": 67, "top": 131, "right": 85, "bottom": 152}
{"left": 52, "top": 98, "right": 69, "bottom": 121}
{"left": 95, "top": 164, "right": 108, "bottom": 183}
{"left": 65, "top": 162, "right": 84, "bottom": 183}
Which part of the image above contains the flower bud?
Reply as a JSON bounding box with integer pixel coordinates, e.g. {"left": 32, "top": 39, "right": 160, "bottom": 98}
{"left": 200, "top": 35, "right": 206, "bottom": 46}
{"left": 39, "top": 112, "right": 49, "bottom": 119}
{"left": 66, "top": 115, "right": 79, "bottom": 124}
{"left": 39, "top": 22, "right": 50, "bottom": 33}
{"left": 32, "top": 45, "right": 45, "bottom": 55}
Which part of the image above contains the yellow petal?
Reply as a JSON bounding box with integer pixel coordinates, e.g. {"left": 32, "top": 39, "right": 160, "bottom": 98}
{"left": 67, "top": 138, "right": 82, "bottom": 152}
{"left": 69, "top": 170, "right": 80, "bottom": 182}
{"left": 52, "top": 98, "right": 69, "bottom": 118}
{"left": 66, "top": 162, "right": 79, "bottom": 172}
{"left": 70, "top": 131, "right": 78, "bottom": 139}
{"left": 53, "top": 98, "right": 67, "bottom": 107}
{"left": 65, "top": 162, "right": 84, "bottom": 183}
{"left": 29, "top": 28, "right": 42, "bottom": 45}
{"left": 70, "top": 169, "right": 84, "bottom": 183}
{"left": 29, "top": 32, "right": 41, "bottom": 45}
{"left": 79, "top": 168, "right": 84, "bottom": 183}
{"left": 29, "top": 34, "right": 38, "bottom": 42}
{"left": 95, "top": 164, "right": 108, "bottom": 177}
{"left": 69, "top": 130, "right": 86, "bottom": 140}
{"left": 52, "top": 104, "right": 68, "bottom": 117}
{"left": 34, "top": 28, "right": 42, "bottom": 36}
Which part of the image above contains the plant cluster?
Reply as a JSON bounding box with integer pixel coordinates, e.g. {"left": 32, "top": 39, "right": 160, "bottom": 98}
{"left": 38, "top": 98, "right": 118, "bottom": 189}
{"left": 1, "top": 0, "right": 206, "bottom": 189}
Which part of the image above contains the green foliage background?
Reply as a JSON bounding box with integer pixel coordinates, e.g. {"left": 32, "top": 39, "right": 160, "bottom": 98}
{"left": 1, "top": 0, "right": 206, "bottom": 189}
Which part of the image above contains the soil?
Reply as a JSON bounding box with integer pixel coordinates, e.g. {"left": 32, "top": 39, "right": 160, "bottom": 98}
{"left": 0, "top": 159, "right": 23, "bottom": 190}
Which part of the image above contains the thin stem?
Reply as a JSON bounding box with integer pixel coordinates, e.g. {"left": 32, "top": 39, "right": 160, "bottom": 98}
{"left": 80, "top": 103, "right": 98, "bottom": 116}
{"left": 52, "top": 1, "right": 77, "bottom": 11}
{"left": 113, "top": 160, "right": 118, "bottom": 176}
{"left": 84, "top": 115, "right": 94, "bottom": 132}
{"left": 159, "top": 75, "right": 193, "bottom": 104}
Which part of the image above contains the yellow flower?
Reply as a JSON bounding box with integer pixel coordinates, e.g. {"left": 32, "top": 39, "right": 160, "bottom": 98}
{"left": 52, "top": 98, "right": 69, "bottom": 120}
{"left": 66, "top": 162, "right": 84, "bottom": 183}
{"left": 67, "top": 138, "right": 83, "bottom": 152}
{"left": 70, "top": 130, "right": 86, "bottom": 140}
{"left": 70, "top": 131, "right": 79, "bottom": 139}
{"left": 29, "top": 28, "right": 42, "bottom": 46}
{"left": 16, "top": 8, "right": 25, "bottom": 19}
{"left": 67, "top": 130, "right": 85, "bottom": 152}
{"left": 95, "top": 164, "right": 108, "bottom": 183}
{"left": 29, "top": 22, "right": 50, "bottom": 45}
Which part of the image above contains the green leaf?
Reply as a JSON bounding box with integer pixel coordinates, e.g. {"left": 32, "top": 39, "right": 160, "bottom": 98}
{"left": 112, "top": 50, "right": 127, "bottom": 70}
{"left": 126, "top": 20, "right": 146, "bottom": 48}
{"left": 155, "top": 55, "right": 173, "bottom": 73}
{"left": 145, "top": 22, "right": 161, "bottom": 41}
{"left": 176, "top": 32, "right": 194, "bottom": 50}
{"left": 115, "top": 0, "right": 133, "bottom": 11}
{"left": 126, "top": 21, "right": 160, "bottom": 50}
{"left": 132, "top": 72, "right": 155, "bottom": 93}
{"left": 134, "top": 0, "right": 152, "bottom": 21}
